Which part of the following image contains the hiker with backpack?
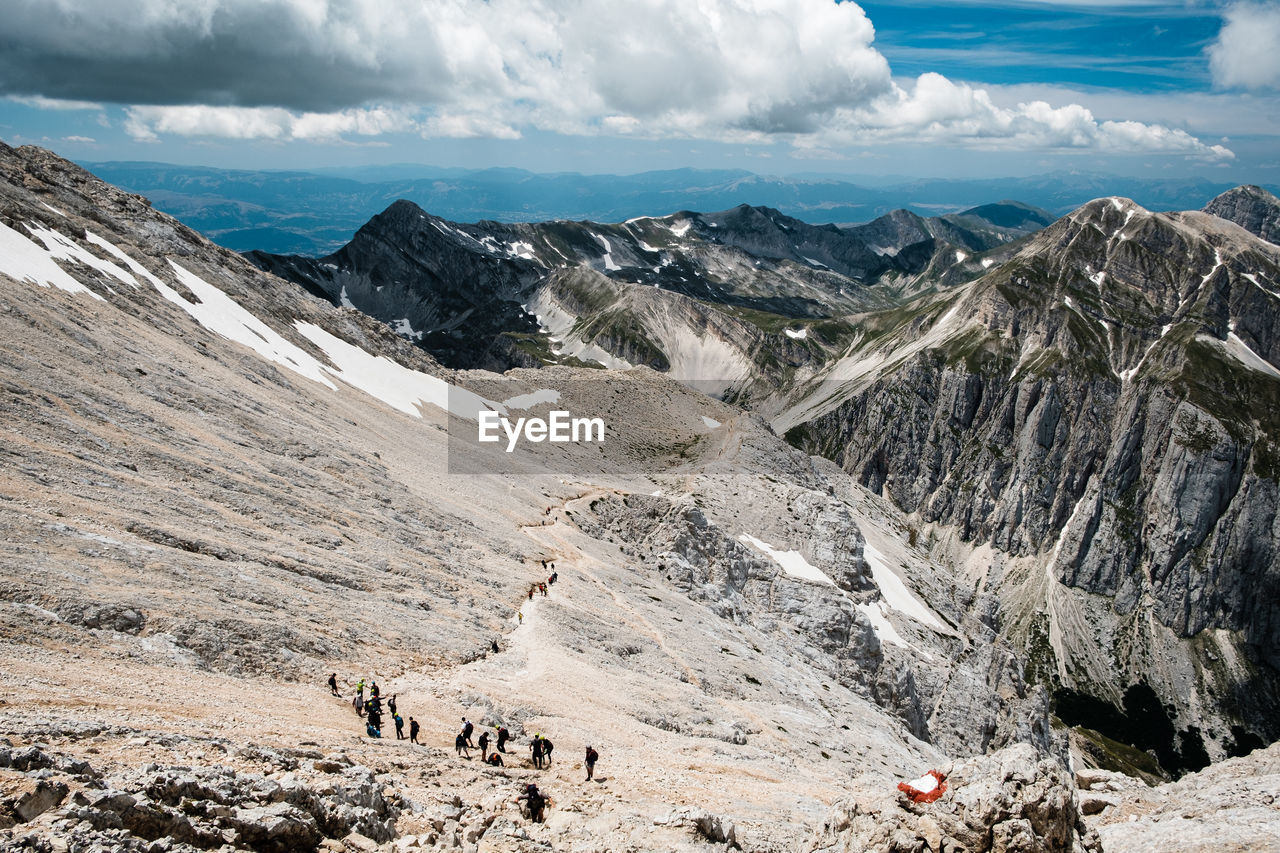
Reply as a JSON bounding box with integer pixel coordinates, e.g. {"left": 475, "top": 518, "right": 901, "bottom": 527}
{"left": 486, "top": 752, "right": 504, "bottom": 767}
{"left": 585, "top": 745, "right": 598, "bottom": 781}
{"left": 328, "top": 673, "right": 340, "bottom": 696}
{"left": 541, "top": 737, "right": 554, "bottom": 765}
{"left": 478, "top": 730, "right": 490, "bottom": 756}
{"left": 462, "top": 717, "right": 475, "bottom": 747}
{"left": 517, "top": 783, "right": 546, "bottom": 823}
{"left": 455, "top": 732, "right": 470, "bottom": 759}
{"left": 530, "top": 735, "right": 544, "bottom": 769}
{"left": 496, "top": 726, "right": 510, "bottom": 753}
{"left": 409, "top": 717, "right": 420, "bottom": 744}
{"left": 393, "top": 713, "right": 405, "bottom": 740}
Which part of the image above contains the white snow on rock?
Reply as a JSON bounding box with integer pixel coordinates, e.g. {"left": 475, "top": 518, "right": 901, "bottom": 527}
{"left": 507, "top": 241, "right": 537, "bottom": 260}
{"left": 294, "top": 321, "right": 500, "bottom": 419}
{"left": 594, "top": 234, "right": 621, "bottom": 271}
{"left": 802, "top": 256, "right": 829, "bottom": 269}
{"left": 40, "top": 202, "right": 66, "bottom": 217}
{"left": 339, "top": 286, "right": 357, "bottom": 309}
{"left": 856, "top": 600, "right": 929, "bottom": 657}
{"left": 668, "top": 220, "right": 693, "bottom": 238}
{"left": 981, "top": 258, "right": 995, "bottom": 269}
{"left": 84, "top": 231, "right": 162, "bottom": 288}
{"left": 1197, "top": 332, "right": 1280, "bottom": 380}
{"left": 701, "top": 415, "right": 721, "bottom": 429}
{"left": 502, "top": 389, "right": 561, "bottom": 410}
{"left": 954, "top": 250, "right": 967, "bottom": 263}
{"left": 0, "top": 220, "right": 105, "bottom": 300}
{"left": 784, "top": 328, "right": 808, "bottom": 340}
{"left": 862, "top": 542, "right": 945, "bottom": 630}
{"left": 159, "top": 260, "right": 337, "bottom": 389}
{"left": 738, "top": 534, "right": 833, "bottom": 585}
{"left": 390, "top": 317, "right": 422, "bottom": 340}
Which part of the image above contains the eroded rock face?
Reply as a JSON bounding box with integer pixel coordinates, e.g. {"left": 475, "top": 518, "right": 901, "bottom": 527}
{"left": 1204, "top": 184, "right": 1280, "bottom": 246}
{"left": 807, "top": 743, "right": 1099, "bottom": 853}
{"left": 787, "top": 197, "right": 1280, "bottom": 761}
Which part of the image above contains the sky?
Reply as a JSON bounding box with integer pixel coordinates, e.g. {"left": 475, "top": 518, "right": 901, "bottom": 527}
{"left": 0, "top": 0, "right": 1278, "bottom": 181}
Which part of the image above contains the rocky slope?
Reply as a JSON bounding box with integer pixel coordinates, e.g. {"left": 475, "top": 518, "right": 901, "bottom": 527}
{"left": 779, "top": 195, "right": 1280, "bottom": 774}
{"left": 0, "top": 143, "right": 1100, "bottom": 852}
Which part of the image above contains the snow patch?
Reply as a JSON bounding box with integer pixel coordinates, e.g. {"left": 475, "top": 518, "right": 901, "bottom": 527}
{"left": 594, "top": 234, "right": 621, "bottom": 271}
{"left": 701, "top": 415, "right": 721, "bottom": 429}
{"left": 1197, "top": 332, "right": 1280, "bottom": 380}
{"left": 954, "top": 250, "right": 967, "bottom": 264}
{"left": 981, "top": 258, "right": 994, "bottom": 269}
{"left": 856, "top": 601, "right": 930, "bottom": 658}
{"left": 738, "top": 534, "right": 833, "bottom": 585}
{"left": 784, "top": 328, "right": 808, "bottom": 340}
{"left": 801, "top": 256, "right": 829, "bottom": 269}
{"left": 339, "top": 286, "right": 357, "bottom": 309}
{"left": 862, "top": 542, "right": 945, "bottom": 629}
{"left": 0, "top": 220, "right": 105, "bottom": 299}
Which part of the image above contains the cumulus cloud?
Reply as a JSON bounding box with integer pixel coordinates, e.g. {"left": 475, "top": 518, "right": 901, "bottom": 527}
{"left": 2, "top": 0, "right": 1233, "bottom": 158}
{"left": 1208, "top": 2, "right": 1280, "bottom": 91}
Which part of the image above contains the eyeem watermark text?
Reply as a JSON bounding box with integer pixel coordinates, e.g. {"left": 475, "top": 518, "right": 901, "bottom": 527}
{"left": 477, "top": 410, "right": 606, "bottom": 452}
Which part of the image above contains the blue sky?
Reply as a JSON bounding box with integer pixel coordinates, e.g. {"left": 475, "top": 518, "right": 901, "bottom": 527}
{"left": 0, "top": 0, "right": 1277, "bottom": 181}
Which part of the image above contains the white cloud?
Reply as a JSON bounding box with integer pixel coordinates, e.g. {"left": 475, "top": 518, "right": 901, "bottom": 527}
{"left": 1209, "top": 2, "right": 1280, "bottom": 91}
{"left": 794, "top": 73, "right": 1234, "bottom": 160}
{"left": 7, "top": 95, "right": 103, "bottom": 111}
{"left": 124, "top": 104, "right": 417, "bottom": 142}
{"left": 5, "top": 0, "right": 1232, "bottom": 159}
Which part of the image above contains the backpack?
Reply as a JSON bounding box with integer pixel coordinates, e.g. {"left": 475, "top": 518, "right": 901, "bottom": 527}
{"left": 586, "top": 748, "right": 598, "bottom": 763}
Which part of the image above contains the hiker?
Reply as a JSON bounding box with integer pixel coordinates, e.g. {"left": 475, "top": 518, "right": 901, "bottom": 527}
{"left": 328, "top": 673, "right": 340, "bottom": 696}
{"left": 541, "top": 737, "right": 554, "bottom": 765}
{"left": 367, "top": 703, "right": 382, "bottom": 732}
{"left": 409, "top": 717, "right": 420, "bottom": 744}
{"left": 528, "top": 586, "right": 535, "bottom": 601}
{"left": 585, "top": 745, "right": 598, "bottom": 781}
{"left": 366, "top": 720, "right": 381, "bottom": 738}
{"left": 387, "top": 694, "right": 397, "bottom": 716}
{"left": 530, "top": 735, "right": 544, "bottom": 769}
{"left": 353, "top": 694, "right": 363, "bottom": 717}
{"left": 540, "top": 559, "right": 547, "bottom": 570}
{"left": 486, "top": 752, "right": 504, "bottom": 767}
{"left": 496, "top": 726, "right": 510, "bottom": 753}
{"left": 539, "top": 583, "right": 547, "bottom": 597}
{"left": 491, "top": 639, "right": 499, "bottom": 654}
{"left": 517, "top": 783, "right": 545, "bottom": 823}
{"left": 393, "top": 713, "right": 405, "bottom": 740}
{"left": 370, "top": 681, "right": 380, "bottom": 699}
{"left": 462, "top": 717, "right": 475, "bottom": 747}
{"left": 517, "top": 611, "right": 523, "bottom": 624}
{"left": 550, "top": 571, "right": 558, "bottom": 584}
{"left": 356, "top": 679, "right": 366, "bottom": 705}
{"left": 455, "top": 732, "right": 470, "bottom": 758}
{"left": 478, "top": 730, "right": 490, "bottom": 756}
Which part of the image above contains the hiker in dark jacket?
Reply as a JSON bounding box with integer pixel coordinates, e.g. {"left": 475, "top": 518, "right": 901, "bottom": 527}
{"left": 387, "top": 694, "right": 397, "bottom": 716}
{"left": 455, "top": 732, "right": 470, "bottom": 758}
{"left": 486, "top": 752, "right": 504, "bottom": 767}
{"left": 328, "top": 673, "right": 340, "bottom": 696}
{"left": 541, "top": 738, "right": 554, "bottom": 765}
{"left": 517, "top": 783, "right": 545, "bottom": 822}
{"left": 393, "top": 713, "right": 405, "bottom": 740}
{"left": 462, "top": 717, "right": 475, "bottom": 747}
{"left": 530, "top": 735, "right": 544, "bottom": 769}
{"left": 409, "top": 717, "right": 420, "bottom": 744}
{"left": 478, "top": 731, "right": 490, "bottom": 756}
{"left": 496, "top": 726, "right": 510, "bottom": 753}
{"left": 585, "top": 746, "right": 598, "bottom": 781}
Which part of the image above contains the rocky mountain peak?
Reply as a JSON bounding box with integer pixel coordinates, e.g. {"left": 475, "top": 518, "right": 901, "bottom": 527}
{"left": 1203, "top": 183, "right": 1280, "bottom": 245}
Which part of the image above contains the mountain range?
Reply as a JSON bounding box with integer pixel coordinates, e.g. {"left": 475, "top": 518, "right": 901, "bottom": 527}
{"left": 83, "top": 160, "right": 1237, "bottom": 256}
{"left": 1, "top": 142, "right": 1278, "bottom": 853}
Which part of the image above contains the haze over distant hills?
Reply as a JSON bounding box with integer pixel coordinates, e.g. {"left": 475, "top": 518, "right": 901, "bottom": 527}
{"left": 82, "top": 160, "right": 1240, "bottom": 256}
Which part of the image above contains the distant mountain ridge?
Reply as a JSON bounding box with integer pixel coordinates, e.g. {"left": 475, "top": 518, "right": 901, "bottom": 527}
{"left": 83, "top": 159, "right": 1244, "bottom": 256}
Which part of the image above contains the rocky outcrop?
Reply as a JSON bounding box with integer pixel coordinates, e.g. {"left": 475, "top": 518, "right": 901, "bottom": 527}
{"left": 0, "top": 742, "right": 400, "bottom": 852}
{"left": 807, "top": 743, "right": 1100, "bottom": 853}
{"left": 1204, "top": 184, "right": 1280, "bottom": 245}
